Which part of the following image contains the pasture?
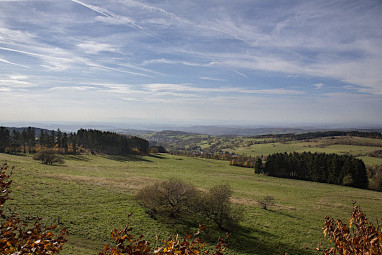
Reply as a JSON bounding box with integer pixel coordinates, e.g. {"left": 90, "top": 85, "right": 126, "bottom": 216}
{"left": 1, "top": 152, "right": 381, "bottom": 254}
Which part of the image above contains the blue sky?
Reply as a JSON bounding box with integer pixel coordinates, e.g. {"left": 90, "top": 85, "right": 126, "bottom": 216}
{"left": 0, "top": 0, "right": 381, "bottom": 126}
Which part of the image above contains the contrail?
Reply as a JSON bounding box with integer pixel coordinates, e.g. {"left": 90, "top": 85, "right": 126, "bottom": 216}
{"left": 0, "top": 46, "right": 148, "bottom": 76}
{"left": 0, "top": 46, "right": 67, "bottom": 61}
{"left": 87, "top": 63, "right": 150, "bottom": 77}
{"left": 72, "top": 0, "right": 247, "bottom": 78}
{"left": 234, "top": 70, "right": 248, "bottom": 78}
{"left": 72, "top": 0, "right": 168, "bottom": 44}
{"left": 0, "top": 57, "right": 30, "bottom": 68}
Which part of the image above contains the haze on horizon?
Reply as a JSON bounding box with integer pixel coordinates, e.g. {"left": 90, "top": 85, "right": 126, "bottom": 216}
{"left": 0, "top": 0, "right": 381, "bottom": 126}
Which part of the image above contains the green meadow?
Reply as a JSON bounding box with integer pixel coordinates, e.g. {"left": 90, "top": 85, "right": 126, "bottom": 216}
{"left": 1, "top": 152, "right": 381, "bottom": 255}
{"left": 220, "top": 137, "right": 382, "bottom": 166}
{"left": 145, "top": 132, "right": 382, "bottom": 166}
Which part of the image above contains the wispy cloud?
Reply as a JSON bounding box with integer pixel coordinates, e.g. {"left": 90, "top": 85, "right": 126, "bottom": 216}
{"left": 0, "top": 79, "right": 30, "bottom": 87}
{"left": 77, "top": 41, "right": 120, "bottom": 54}
{"left": 0, "top": 0, "right": 381, "bottom": 124}
{"left": 200, "top": 77, "right": 224, "bottom": 82}
{"left": 143, "top": 83, "right": 304, "bottom": 96}
{"left": 142, "top": 58, "right": 207, "bottom": 67}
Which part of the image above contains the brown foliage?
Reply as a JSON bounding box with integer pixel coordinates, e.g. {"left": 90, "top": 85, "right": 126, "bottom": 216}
{"left": 99, "top": 224, "right": 228, "bottom": 255}
{"left": 0, "top": 163, "right": 67, "bottom": 254}
{"left": 322, "top": 203, "right": 382, "bottom": 254}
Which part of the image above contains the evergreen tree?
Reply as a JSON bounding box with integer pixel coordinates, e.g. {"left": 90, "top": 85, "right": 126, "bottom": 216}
{"left": 21, "top": 130, "right": 27, "bottom": 153}
{"left": 39, "top": 129, "right": 47, "bottom": 148}
{"left": 263, "top": 152, "right": 368, "bottom": 189}
{"left": 56, "top": 129, "right": 62, "bottom": 148}
{"left": 48, "top": 130, "right": 55, "bottom": 148}
{"left": 26, "top": 127, "right": 35, "bottom": 153}
{"left": 10, "top": 130, "right": 21, "bottom": 153}
{"left": 62, "top": 133, "right": 68, "bottom": 153}
{"left": 0, "top": 127, "right": 10, "bottom": 153}
{"left": 254, "top": 157, "right": 263, "bottom": 174}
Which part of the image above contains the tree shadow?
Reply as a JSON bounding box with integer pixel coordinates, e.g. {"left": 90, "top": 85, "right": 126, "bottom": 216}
{"left": 202, "top": 225, "right": 312, "bottom": 255}
{"left": 65, "top": 155, "right": 90, "bottom": 162}
{"left": 147, "top": 154, "right": 166, "bottom": 159}
{"left": 103, "top": 155, "right": 152, "bottom": 162}
{"left": 141, "top": 214, "right": 313, "bottom": 255}
{"left": 270, "top": 209, "right": 300, "bottom": 219}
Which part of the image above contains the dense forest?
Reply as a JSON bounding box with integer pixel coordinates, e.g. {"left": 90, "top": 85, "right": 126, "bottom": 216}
{"left": 76, "top": 129, "right": 149, "bottom": 155}
{"left": 258, "top": 152, "right": 368, "bottom": 189}
{"left": 0, "top": 126, "right": 149, "bottom": 155}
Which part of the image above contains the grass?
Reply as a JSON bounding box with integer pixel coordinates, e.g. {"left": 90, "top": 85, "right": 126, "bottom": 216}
{"left": 146, "top": 133, "right": 382, "bottom": 167}
{"left": 1, "top": 152, "right": 381, "bottom": 255}
{"left": 225, "top": 138, "right": 382, "bottom": 166}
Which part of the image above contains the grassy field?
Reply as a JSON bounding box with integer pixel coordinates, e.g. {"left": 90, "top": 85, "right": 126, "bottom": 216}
{"left": 1, "top": 152, "right": 381, "bottom": 255}
{"left": 144, "top": 132, "right": 382, "bottom": 166}
{"left": 224, "top": 137, "right": 382, "bottom": 166}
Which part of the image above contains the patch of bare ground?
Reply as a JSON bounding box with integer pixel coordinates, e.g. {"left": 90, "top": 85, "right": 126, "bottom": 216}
{"left": 230, "top": 196, "right": 295, "bottom": 210}
{"left": 41, "top": 173, "right": 158, "bottom": 192}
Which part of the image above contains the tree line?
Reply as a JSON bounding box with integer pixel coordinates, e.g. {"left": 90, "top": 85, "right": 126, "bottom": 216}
{"left": 256, "top": 152, "right": 369, "bottom": 189}
{"left": 252, "top": 130, "right": 382, "bottom": 140}
{"left": 76, "top": 129, "right": 149, "bottom": 155}
{"left": 0, "top": 126, "right": 149, "bottom": 155}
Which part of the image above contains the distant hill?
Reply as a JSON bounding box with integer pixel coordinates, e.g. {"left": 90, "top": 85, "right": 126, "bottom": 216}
{"left": 150, "top": 126, "right": 382, "bottom": 136}
{"left": 167, "top": 126, "right": 310, "bottom": 136}
{"left": 112, "top": 129, "right": 155, "bottom": 136}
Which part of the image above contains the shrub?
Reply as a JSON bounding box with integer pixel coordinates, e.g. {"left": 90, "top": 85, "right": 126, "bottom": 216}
{"left": 33, "top": 149, "right": 65, "bottom": 165}
{"left": 322, "top": 203, "right": 382, "bottom": 254}
{"left": 137, "top": 180, "right": 241, "bottom": 230}
{"left": 258, "top": 195, "right": 275, "bottom": 210}
{"left": 136, "top": 179, "right": 199, "bottom": 219}
{"left": 369, "top": 167, "right": 382, "bottom": 191}
{"left": 199, "top": 184, "right": 241, "bottom": 230}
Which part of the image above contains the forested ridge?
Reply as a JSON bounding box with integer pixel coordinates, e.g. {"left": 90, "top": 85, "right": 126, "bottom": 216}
{"left": 252, "top": 130, "right": 382, "bottom": 140}
{"left": 0, "top": 126, "right": 149, "bottom": 155}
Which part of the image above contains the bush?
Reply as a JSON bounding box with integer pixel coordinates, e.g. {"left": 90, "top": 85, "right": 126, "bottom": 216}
{"left": 33, "top": 149, "right": 65, "bottom": 165}
{"left": 137, "top": 180, "right": 241, "bottom": 230}
{"left": 258, "top": 195, "right": 275, "bottom": 210}
{"left": 369, "top": 171, "right": 382, "bottom": 191}
{"left": 136, "top": 179, "right": 199, "bottom": 219}
{"left": 368, "top": 166, "right": 382, "bottom": 191}
{"left": 199, "top": 184, "right": 241, "bottom": 230}
{"left": 322, "top": 203, "right": 382, "bottom": 254}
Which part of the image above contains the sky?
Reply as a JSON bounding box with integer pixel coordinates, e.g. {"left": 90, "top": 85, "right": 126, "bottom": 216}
{"left": 0, "top": 0, "right": 381, "bottom": 127}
